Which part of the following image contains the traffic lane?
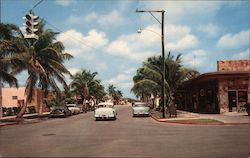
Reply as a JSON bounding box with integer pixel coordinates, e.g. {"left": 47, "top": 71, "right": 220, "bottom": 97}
{"left": 0, "top": 105, "right": 249, "bottom": 157}
{"left": 87, "top": 105, "right": 250, "bottom": 157}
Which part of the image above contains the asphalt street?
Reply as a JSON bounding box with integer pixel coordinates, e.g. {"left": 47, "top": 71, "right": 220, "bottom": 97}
{"left": 0, "top": 105, "right": 249, "bottom": 157}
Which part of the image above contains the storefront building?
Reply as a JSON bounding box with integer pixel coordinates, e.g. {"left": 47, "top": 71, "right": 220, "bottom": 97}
{"left": 176, "top": 60, "right": 250, "bottom": 114}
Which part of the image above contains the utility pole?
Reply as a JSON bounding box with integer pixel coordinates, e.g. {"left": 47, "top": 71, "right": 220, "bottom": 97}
{"left": 136, "top": 9, "right": 166, "bottom": 118}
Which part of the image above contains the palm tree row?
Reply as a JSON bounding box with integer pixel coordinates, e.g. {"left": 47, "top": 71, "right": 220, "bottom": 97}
{"left": 131, "top": 52, "right": 199, "bottom": 113}
{"left": 0, "top": 21, "right": 73, "bottom": 118}
{"left": 1, "top": 20, "right": 123, "bottom": 118}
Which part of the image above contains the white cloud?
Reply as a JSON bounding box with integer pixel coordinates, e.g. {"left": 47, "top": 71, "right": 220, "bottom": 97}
{"left": 68, "top": 15, "right": 83, "bottom": 25}
{"left": 182, "top": 49, "right": 209, "bottom": 68}
{"left": 139, "top": 1, "right": 224, "bottom": 24}
{"left": 167, "top": 34, "right": 198, "bottom": 51}
{"left": 105, "top": 68, "right": 135, "bottom": 89}
{"left": 217, "top": 29, "right": 250, "bottom": 49}
{"left": 106, "top": 39, "right": 155, "bottom": 61}
{"left": 84, "top": 13, "right": 98, "bottom": 22}
{"left": 57, "top": 29, "right": 108, "bottom": 56}
{"left": 55, "top": 0, "right": 73, "bottom": 6}
{"left": 68, "top": 68, "right": 80, "bottom": 75}
{"left": 67, "top": 10, "right": 124, "bottom": 27}
{"left": 197, "top": 23, "right": 219, "bottom": 37}
{"left": 232, "top": 49, "right": 250, "bottom": 60}
{"left": 105, "top": 24, "right": 198, "bottom": 61}
{"left": 97, "top": 10, "right": 124, "bottom": 27}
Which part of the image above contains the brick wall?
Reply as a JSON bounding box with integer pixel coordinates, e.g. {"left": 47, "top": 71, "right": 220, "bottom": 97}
{"left": 218, "top": 78, "right": 250, "bottom": 112}
{"left": 217, "top": 60, "right": 250, "bottom": 72}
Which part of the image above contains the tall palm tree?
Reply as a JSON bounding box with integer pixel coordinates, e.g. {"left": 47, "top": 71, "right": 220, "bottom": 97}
{"left": 0, "top": 23, "right": 20, "bottom": 117}
{"left": 0, "top": 21, "right": 73, "bottom": 118}
{"left": 131, "top": 52, "right": 199, "bottom": 114}
{"left": 71, "top": 69, "right": 103, "bottom": 105}
{"left": 108, "top": 84, "right": 116, "bottom": 98}
{"left": 0, "top": 23, "right": 20, "bottom": 87}
{"left": 131, "top": 56, "right": 161, "bottom": 101}
{"left": 108, "top": 84, "right": 123, "bottom": 104}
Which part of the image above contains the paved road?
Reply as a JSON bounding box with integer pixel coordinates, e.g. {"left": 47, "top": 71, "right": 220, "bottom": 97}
{"left": 0, "top": 105, "right": 249, "bottom": 157}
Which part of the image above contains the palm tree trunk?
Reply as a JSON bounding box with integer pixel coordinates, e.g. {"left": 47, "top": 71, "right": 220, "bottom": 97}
{"left": 16, "top": 102, "right": 27, "bottom": 119}
{"left": 38, "top": 89, "right": 46, "bottom": 117}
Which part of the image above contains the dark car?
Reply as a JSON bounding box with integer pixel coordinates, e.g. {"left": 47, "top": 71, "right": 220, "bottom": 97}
{"left": 49, "top": 106, "right": 72, "bottom": 118}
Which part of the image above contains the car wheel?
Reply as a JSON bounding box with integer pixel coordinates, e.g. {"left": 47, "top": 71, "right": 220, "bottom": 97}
{"left": 96, "top": 117, "right": 99, "bottom": 121}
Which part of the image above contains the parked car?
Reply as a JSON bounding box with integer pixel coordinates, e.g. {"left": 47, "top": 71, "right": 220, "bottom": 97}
{"left": 132, "top": 102, "right": 150, "bottom": 117}
{"left": 66, "top": 104, "right": 81, "bottom": 115}
{"left": 49, "top": 106, "right": 72, "bottom": 118}
{"left": 76, "top": 104, "right": 84, "bottom": 113}
{"left": 94, "top": 102, "right": 117, "bottom": 121}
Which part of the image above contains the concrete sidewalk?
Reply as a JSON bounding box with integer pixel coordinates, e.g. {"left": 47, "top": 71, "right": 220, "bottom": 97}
{"left": 150, "top": 110, "right": 250, "bottom": 125}
{"left": 0, "top": 112, "right": 50, "bottom": 127}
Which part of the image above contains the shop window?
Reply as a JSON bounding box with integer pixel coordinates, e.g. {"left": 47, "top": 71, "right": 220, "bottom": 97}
{"left": 238, "top": 91, "right": 247, "bottom": 102}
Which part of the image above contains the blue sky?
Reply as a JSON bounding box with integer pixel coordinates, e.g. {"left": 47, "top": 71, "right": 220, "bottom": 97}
{"left": 1, "top": 0, "right": 250, "bottom": 98}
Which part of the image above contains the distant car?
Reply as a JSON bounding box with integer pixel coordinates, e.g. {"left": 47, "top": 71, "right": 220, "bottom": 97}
{"left": 132, "top": 102, "right": 150, "bottom": 117}
{"left": 94, "top": 102, "right": 117, "bottom": 121}
{"left": 66, "top": 104, "right": 81, "bottom": 115}
{"left": 49, "top": 106, "right": 72, "bottom": 118}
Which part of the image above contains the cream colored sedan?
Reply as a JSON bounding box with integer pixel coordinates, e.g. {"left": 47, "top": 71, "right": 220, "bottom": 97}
{"left": 66, "top": 104, "right": 81, "bottom": 115}
{"left": 94, "top": 102, "right": 117, "bottom": 121}
{"left": 132, "top": 102, "right": 150, "bottom": 117}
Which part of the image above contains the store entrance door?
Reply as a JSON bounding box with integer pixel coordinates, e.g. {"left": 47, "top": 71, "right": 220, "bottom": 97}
{"left": 228, "top": 91, "right": 237, "bottom": 112}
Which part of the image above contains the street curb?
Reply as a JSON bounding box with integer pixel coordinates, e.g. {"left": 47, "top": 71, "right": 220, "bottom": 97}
{"left": 0, "top": 119, "right": 44, "bottom": 127}
{"left": 0, "top": 122, "right": 18, "bottom": 127}
{"left": 150, "top": 114, "right": 250, "bottom": 125}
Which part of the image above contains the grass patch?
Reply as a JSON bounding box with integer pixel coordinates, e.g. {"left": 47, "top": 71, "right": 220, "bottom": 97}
{"left": 167, "top": 118, "right": 223, "bottom": 124}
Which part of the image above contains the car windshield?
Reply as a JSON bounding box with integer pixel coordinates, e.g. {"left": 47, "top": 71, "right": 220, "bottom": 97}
{"left": 52, "top": 106, "right": 65, "bottom": 110}
{"left": 98, "top": 104, "right": 113, "bottom": 108}
{"left": 66, "top": 104, "right": 76, "bottom": 107}
{"left": 134, "top": 104, "right": 148, "bottom": 107}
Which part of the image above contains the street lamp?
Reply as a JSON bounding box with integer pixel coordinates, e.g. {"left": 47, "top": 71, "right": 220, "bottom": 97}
{"left": 136, "top": 9, "right": 166, "bottom": 118}
{"left": 137, "top": 28, "right": 161, "bottom": 37}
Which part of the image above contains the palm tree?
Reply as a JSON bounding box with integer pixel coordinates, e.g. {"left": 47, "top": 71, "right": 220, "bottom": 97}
{"left": 131, "top": 52, "right": 199, "bottom": 115}
{"left": 108, "top": 84, "right": 116, "bottom": 98}
{"left": 108, "top": 84, "right": 123, "bottom": 104}
{"left": 0, "top": 21, "right": 73, "bottom": 118}
{"left": 0, "top": 23, "right": 20, "bottom": 117}
{"left": 71, "top": 69, "right": 103, "bottom": 106}
{"left": 0, "top": 23, "right": 22, "bottom": 87}
{"left": 131, "top": 56, "right": 161, "bottom": 101}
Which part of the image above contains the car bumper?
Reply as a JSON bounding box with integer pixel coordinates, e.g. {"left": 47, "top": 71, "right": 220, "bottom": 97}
{"left": 133, "top": 111, "right": 150, "bottom": 116}
{"left": 49, "top": 113, "right": 65, "bottom": 118}
{"left": 95, "top": 114, "right": 116, "bottom": 120}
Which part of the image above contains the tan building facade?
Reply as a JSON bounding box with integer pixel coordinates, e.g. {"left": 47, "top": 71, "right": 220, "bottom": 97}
{"left": 176, "top": 60, "right": 250, "bottom": 114}
{"left": 0, "top": 87, "right": 49, "bottom": 117}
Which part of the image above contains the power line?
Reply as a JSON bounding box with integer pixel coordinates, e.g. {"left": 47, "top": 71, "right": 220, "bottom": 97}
{"left": 44, "top": 20, "right": 104, "bottom": 53}
{"left": 30, "top": 0, "right": 44, "bottom": 11}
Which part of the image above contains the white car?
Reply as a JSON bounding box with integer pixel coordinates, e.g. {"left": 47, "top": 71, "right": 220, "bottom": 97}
{"left": 132, "top": 102, "right": 150, "bottom": 117}
{"left": 94, "top": 102, "right": 117, "bottom": 121}
{"left": 66, "top": 104, "right": 81, "bottom": 115}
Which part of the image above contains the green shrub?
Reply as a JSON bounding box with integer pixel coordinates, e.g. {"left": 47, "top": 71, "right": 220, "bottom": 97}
{"left": 13, "top": 107, "right": 21, "bottom": 115}
{"left": 6, "top": 108, "right": 14, "bottom": 116}
{"left": 2, "top": 107, "right": 7, "bottom": 116}
{"left": 28, "top": 106, "right": 36, "bottom": 114}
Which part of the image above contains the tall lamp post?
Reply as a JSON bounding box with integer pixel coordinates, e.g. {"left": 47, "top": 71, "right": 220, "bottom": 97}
{"left": 136, "top": 9, "right": 166, "bottom": 118}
